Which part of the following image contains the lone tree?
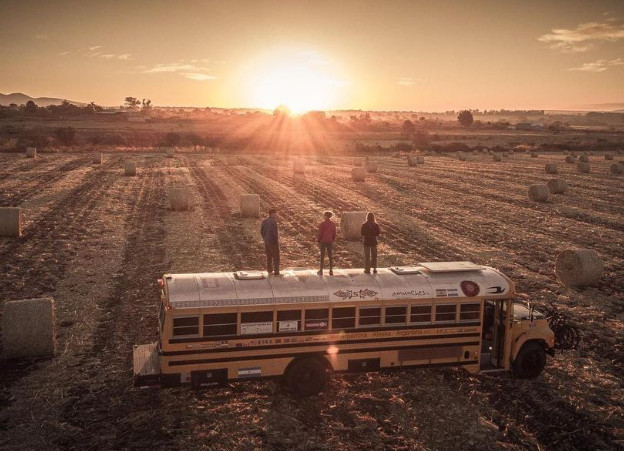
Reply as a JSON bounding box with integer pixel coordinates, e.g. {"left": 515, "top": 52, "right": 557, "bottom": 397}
{"left": 124, "top": 96, "right": 141, "bottom": 110}
{"left": 25, "top": 100, "right": 38, "bottom": 113}
{"left": 402, "top": 120, "right": 415, "bottom": 137}
{"left": 458, "top": 110, "right": 474, "bottom": 127}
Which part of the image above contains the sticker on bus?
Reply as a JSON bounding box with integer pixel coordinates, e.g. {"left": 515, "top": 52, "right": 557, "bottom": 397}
{"left": 278, "top": 320, "right": 299, "bottom": 332}
{"left": 238, "top": 367, "right": 262, "bottom": 378}
{"left": 241, "top": 322, "right": 272, "bottom": 334}
{"left": 306, "top": 321, "right": 328, "bottom": 329}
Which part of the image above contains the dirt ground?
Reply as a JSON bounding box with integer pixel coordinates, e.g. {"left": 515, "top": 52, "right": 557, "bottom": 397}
{"left": 0, "top": 150, "right": 622, "bottom": 450}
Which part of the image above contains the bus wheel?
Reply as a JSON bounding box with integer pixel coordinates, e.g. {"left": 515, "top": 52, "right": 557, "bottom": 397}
{"left": 513, "top": 342, "right": 546, "bottom": 379}
{"left": 287, "top": 358, "right": 329, "bottom": 397}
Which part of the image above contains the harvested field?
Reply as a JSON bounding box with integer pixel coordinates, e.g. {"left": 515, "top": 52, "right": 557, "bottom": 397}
{"left": 0, "top": 151, "right": 623, "bottom": 450}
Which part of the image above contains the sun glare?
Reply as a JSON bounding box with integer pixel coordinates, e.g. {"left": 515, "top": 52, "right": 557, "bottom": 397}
{"left": 248, "top": 49, "right": 344, "bottom": 114}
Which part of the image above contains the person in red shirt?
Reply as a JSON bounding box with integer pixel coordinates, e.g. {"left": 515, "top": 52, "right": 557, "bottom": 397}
{"left": 317, "top": 211, "right": 336, "bottom": 276}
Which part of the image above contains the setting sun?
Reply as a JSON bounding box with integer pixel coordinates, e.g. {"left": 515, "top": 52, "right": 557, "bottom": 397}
{"left": 247, "top": 49, "right": 345, "bottom": 113}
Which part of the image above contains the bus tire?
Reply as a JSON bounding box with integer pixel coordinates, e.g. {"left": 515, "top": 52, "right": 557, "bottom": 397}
{"left": 513, "top": 342, "right": 546, "bottom": 379}
{"left": 286, "top": 357, "right": 329, "bottom": 397}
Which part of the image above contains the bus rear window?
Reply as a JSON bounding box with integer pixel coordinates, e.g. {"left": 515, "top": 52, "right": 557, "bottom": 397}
{"left": 359, "top": 307, "right": 381, "bottom": 326}
{"left": 332, "top": 307, "right": 355, "bottom": 329}
{"left": 410, "top": 305, "right": 432, "bottom": 324}
{"left": 277, "top": 310, "right": 301, "bottom": 332}
{"left": 385, "top": 306, "right": 407, "bottom": 324}
{"left": 204, "top": 313, "right": 237, "bottom": 337}
{"left": 305, "top": 308, "right": 329, "bottom": 330}
{"left": 460, "top": 303, "right": 481, "bottom": 321}
{"left": 173, "top": 316, "right": 199, "bottom": 336}
{"left": 435, "top": 304, "right": 457, "bottom": 323}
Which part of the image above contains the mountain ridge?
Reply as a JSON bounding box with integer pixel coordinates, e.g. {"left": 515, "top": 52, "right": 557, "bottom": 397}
{"left": 0, "top": 92, "right": 86, "bottom": 107}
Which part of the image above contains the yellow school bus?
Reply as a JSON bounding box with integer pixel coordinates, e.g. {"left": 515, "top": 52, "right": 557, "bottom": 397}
{"left": 133, "top": 262, "right": 555, "bottom": 396}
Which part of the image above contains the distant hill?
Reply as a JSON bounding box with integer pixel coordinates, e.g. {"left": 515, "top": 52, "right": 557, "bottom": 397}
{"left": 0, "top": 92, "right": 86, "bottom": 107}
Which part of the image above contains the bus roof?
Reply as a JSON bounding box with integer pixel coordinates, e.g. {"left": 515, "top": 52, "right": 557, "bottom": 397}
{"left": 163, "top": 262, "right": 514, "bottom": 309}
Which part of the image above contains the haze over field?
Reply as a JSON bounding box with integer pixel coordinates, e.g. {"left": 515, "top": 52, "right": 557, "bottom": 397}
{"left": 1, "top": 0, "right": 623, "bottom": 112}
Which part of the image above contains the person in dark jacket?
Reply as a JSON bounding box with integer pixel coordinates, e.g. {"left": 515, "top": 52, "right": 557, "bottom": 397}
{"left": 260, "top": 208, "right": 280, "bottom": 275}
{"left": 317, "top": 211, "right": 336, "bottom": 276}
{"left": 361, "top": 212, "right": 381, "bottom": 274}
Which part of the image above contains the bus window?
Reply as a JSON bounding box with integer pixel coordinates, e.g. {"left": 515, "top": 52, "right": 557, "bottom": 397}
{"left": 359, "top": 307, "right": 381, "bottom": 326}
{"left": 277, "top": 310, "right": 301, "bottom": 332}
{"left": 410, "top": 305, "right": 432, "bottom": 324}
{"left": 203, "top": 313, "right": 237, "bottom": 337}
{"left": 241, "top": 311, "right": 274, "bottom": 335}
{"left": 332, "top": 307, "right": 356, "bottom": 329}
{"left": 172, "top": 316, "right": 199, "bottom": 337}
{"left": 305, "top": 308, "right": 329, "bottom": 330}
{"left": 435, "top": 304, "right": 457, "bottom": 323}
{"left": 460, "top": 303, "right": 481, "bottom": 322}
{"left": 385, "top": 306, "right": 407, "bottom": 324}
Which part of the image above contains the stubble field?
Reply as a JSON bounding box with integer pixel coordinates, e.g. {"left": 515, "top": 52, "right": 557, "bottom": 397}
{"left": 0, "top": 149, "right": 622, "bottom": 450}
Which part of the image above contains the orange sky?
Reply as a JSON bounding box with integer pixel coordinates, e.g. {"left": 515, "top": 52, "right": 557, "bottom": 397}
{"left": 1, "top": 0, "right": 623, "bottom": 111}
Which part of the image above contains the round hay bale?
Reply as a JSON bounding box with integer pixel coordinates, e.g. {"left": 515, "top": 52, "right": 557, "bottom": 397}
{"left": 492, "top": 154, "right": 502, "bottom": 162}
{"left": 416, "top": 156, "right": 424, "bottom": 164}
{"left": 240, "top": 194, "right": 260, "bottom": 217}
{"left": 169, "top": 188, "right": 190, "bottom": 211}
{"left": 26, "top": 147, "right": 37, "bottom": 158}
{"left": 610, "top": 163, "right": 624, "bottom": 175}
{"left": 125, "top": 161, "right": 137, "bottom": 176}
{"left": 528, "top": 184, "right": 549, "bottom": 202}
{"left": 530, "top": 151, "right": 539, "bottom": 158}
{"left": 547, "top": 178, "right": 567, "bottom": 194}
{"left": 407, "top": 155, "right": 417, "bottom": 166}
{"left": 340, "top": 211, "right": 366, "bottom": 240}
{"left": 165, "top": 147, "right": 175, "bottom": 158}
{"left": 353, "top": 158, "right": 364, "bottom": 167}
{"left": 579, "top": 155, "right": 589, "bottom": 162}
{"left": 93, "top": 153, "right": 103, "bottom": 164}
{"left": 502, "top": 152, "right": 510, "bottom": 158}
{"left": 0, "top": 207, "right": 21, "bottom": 237}
{"left": 577, "top": 162, "right": 590, "bottom": 173}
{"left": 365, "top": 162, "right": 378, "bottom": 173}
{"left": 555, "top": 249, "right": 603, "bottom": 287}
{"left": 604, "top": 154, "right": 613, "bottom": 160}
{"left": 458, "top": 153, "right": 467, "bottom": 161}
{"left": 2, "top": 298, "right": 56, "bottom": 359}
{"left": 293, "top": 160, "right": 306, "bottom": 174}
{"left": 352, "top": 167, "right": 366, "bottom": 182}
{"left": 545, "top": 163, "right": 558, "bottom": 174}
{"left": 565, "top": 155, "right": 576, "bottom": 163}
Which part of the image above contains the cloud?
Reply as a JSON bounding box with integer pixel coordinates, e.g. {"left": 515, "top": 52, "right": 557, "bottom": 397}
{"left": 58, "top": 50, "right": 71, "bottom": 56}
{"left": 99, "top": 54, "right": 116, "bottom": 59}
{"left": 569, "top": 58, "right": 624, "bottom": 72}
{"left": 398, "top": 77, "right": 416, "bottom": 86}
{"left": 181, "top": 73, "right": 218, "bottom": 81}
{"left": 88, "top": 45, "right": 103, "bottom": 51}
{"left": 538, "top": 21, "right": 624, "bottom": 52}
{"left": 34, "top": 34, "right": 50, "bottom": 40}
{"left": 118, "top": 54, "right": 132, "bottom": 60}
{"left": 142, "top": 62, "right": 217, "bottom": 81}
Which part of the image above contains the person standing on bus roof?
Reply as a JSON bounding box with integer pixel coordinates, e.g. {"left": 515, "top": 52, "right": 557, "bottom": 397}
{"left": 361, "top": 212, "right": 381, "bottom": 274}
{"left": 260, "top": 208, "right": 280, "bottom": 276}
{"left": 317, "top": 211, "right": 336, "bottom": 276}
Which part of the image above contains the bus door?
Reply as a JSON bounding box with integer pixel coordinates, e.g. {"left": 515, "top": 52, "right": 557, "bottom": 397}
{"left": 491, "top": 299, "right": 511, "bottom": 368}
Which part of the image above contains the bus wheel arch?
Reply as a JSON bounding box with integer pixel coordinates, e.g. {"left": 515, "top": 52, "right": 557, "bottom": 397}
{"left": 284, "top": 355, "right": 332, "bottom": 397}
{"left": 512, "top": 340, "right": 547, "bottom": 379}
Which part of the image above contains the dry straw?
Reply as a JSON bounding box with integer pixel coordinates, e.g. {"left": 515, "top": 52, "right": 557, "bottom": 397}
{"left": 604, "top": 154, "right": 613, "bottom": 160}
{"left": 555, "top": 249, "right": 603, "bottom": 287}
{"left": 579, "top": 155, "right": 589, "bottom": 163}
{"left": 293, "top": 159, "right": 306, "bottom": 174}
{"left": 2, "top": 297, "right": 56, "bottom": 359}
{"left": 577, "top": 162, "right": 590, "bottom": 173}
{"left": 352, "top": 167, "right": 366, "bottom": 182}
{"left": 93, "top": 153, "right": 103, "bottom": 164}
{"left": 26, "top": 147, "right": 37, "bottom": 158}
{"left": 165, "top": 147, "right": 175, "bottom": 158}
{"left": 0, "top": 207, "right": 21, "bottom": 237}
{"left": 547, "top": 179, "right": 567, "bottom": 194}
{"left": 610, "top": 163, "right": 624, "bottom": 175}
{"left": 169, "top": 187, "right": 190, "bottom": 211}
{"left": 340, "top": 211, "right": 366, "bottom": 240}
{"left": 565, "top": 156, "right": 576, "bottom": 163}
{"left": 240, "top": 194, "right": 260, "bottom": 217}
{"left": 545, "top": 163, "right": 558, "bottom": 174}
{"left": 528, "top": 185, "right": 549, "bottom": 202}
{"left": 530, "top": 151, "right": 539, "bottom": 158}
{"left": 492, "top": 154, "right": 502, "bottom": 162}
{"left": 366, "top": 161, "right": 378, "bottom": 173}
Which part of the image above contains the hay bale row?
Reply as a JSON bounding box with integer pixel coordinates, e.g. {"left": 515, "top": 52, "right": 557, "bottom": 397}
{"left": 125, "top": 161, "right": 137, "bottom": 176}
{"left": 169, "top": 188, "right": 190, "bottom": 211}
{"left": 577, "top": 162, "right": 590, "bottom": 173}
{"left": 545, "top": 163, "right": 558, "bottom": 174}
{"left": 340, "top": 211, "right": 366, "bottom": 240}
{"left": 2, "top": 297, "right": 56, "bottom": 359}
{"left": 26, "top": 147, "right": 37, "bottom": 158}
{"left": 547, "top": 178, "right": 567, "bottom": 194}
{"left": 555, "top": 249, "right": 603, "bottom": 287}
{"left": 240, "top": 194, "right": 260, "bottom": 217}
{"left": 352, "top": 167, "right": 366, "bottom": 182}
{"left": 0, "top": 207, "right": 21, "bottom": 237}
{"left": 528, "top": 185, "right": 549, "bottom": 202}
